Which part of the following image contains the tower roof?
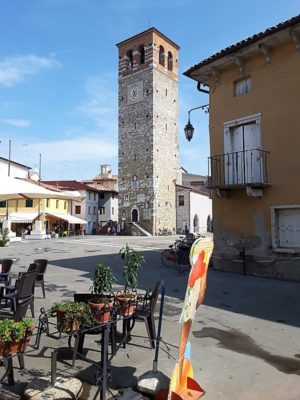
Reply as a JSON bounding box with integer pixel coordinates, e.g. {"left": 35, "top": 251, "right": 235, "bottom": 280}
{"left": 116, "top": 27, "right": 180, "bottom": 50}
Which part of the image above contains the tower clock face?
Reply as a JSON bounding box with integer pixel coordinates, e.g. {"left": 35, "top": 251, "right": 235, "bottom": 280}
{"left": 127, "top": 82, "right": 143, "bottom": 103}
{"left": 129, "top": 85, "right": 140, "bottom": 100}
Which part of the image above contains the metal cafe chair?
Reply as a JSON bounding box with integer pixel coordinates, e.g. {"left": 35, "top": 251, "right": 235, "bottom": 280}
{"left": 0, "top": 258, "right": 14, "bottom": 285}
{"left": 0, "top": 259, "right": 14, "bottom": 305}
{"left": 33, "top": 259, "right": 48, "bottom": 298}
{"left": 1, "top": 270, "right": 37, "bottom": 318}
{"left": 127, "top": 281, "right": 162, "bottom": 349}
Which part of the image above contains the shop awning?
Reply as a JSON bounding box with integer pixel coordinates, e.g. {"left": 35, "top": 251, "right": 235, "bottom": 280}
{"left": 0, "top": 212, "right": 39, "bottom": 223}
{"left": 43, "top": 212, "right": 87, "bottom": 225}
{"left": 0, "top": 177, "right": 84, "bottom": 202}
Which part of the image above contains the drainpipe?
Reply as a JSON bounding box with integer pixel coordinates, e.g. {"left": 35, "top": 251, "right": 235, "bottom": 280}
{"left": 197, "top": 82, "right": 209, "bottom": 94}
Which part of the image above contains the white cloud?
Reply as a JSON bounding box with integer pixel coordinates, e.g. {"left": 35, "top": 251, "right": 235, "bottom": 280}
{"left": 2, "top": 119, "right": 30, "bottom": 127}
{"left": 0, "top": 54, "right": 60, "bottom": 87}
{"left": 10, "top": 133, "right": 118, "bottom": 180}
{"left": 76, "top": 75, "right": 117, "bottom": 131}
{"left": 38, "top": 136, "right": 117, "bottom": 163}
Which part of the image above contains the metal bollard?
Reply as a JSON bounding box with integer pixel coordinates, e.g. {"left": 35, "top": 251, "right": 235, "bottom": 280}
{"left": 51, "top": 350, "right": 57, "bottom": 386}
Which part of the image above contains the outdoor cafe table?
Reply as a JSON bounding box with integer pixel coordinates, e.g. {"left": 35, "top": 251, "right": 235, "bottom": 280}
{"left": 35, "top": 306, "right": 137, "bottom": 400}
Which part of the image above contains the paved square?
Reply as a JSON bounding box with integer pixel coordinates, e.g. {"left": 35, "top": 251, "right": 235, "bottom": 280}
{"left": 0, "top": 235, "right": 300, "bottom": 400}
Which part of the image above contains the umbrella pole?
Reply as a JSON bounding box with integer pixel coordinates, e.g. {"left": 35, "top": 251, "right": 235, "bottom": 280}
{"left": 153, "top": 283, "right": 165, "bottom": 372}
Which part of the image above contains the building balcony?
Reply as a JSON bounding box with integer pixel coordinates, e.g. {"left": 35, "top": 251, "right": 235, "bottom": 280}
{"left": 207, "top": 149, "right": 270, "bottom": 194}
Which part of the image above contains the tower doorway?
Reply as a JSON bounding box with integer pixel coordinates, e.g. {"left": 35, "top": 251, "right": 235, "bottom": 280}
{"left": 132, "top": 209, "right": 138, "bottom": 222}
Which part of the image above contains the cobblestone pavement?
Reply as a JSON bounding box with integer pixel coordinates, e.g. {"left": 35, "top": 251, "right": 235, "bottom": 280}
{"left": 0, "top": 235, "right": 300, "bottom": 400}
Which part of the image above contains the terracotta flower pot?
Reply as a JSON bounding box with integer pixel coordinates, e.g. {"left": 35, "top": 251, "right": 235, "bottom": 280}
{"left": 0, "top": 329, "right": 33, "bottom": 356}
{"left": 115, "top": 293, "right": 137, "bottom": 316}
{"left": 56, "top": 310, "right": 82, "bottom": 333}
{"left": 88, "top": 297, "right": 113, "bottom": 324}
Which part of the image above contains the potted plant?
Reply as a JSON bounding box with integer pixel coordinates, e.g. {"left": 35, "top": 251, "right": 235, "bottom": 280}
{"left": 0, "top": 318, "right": 34, "bottom": 356}
{"left": 0, "top": 227, "right": 9, "bottom": 247}
{"left": 116, "top": 245, "right": 145, "bottom": 316}
{"left": 48, "top": 302, "right": 92, "bottom": 333}
{"left": 88, "top": 263, "right": 116, "bottom": 323}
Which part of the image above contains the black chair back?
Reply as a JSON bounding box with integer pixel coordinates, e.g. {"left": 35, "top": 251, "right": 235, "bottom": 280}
{"left": 14, "top": 298, "right": 32, "bottom": 322}
{"left": 149, "top": 281, "right": 163, "bottom": 315}
{"left": 27, "top": 263, "right": 38, "bottom": 273}
{"left": 0, "top": 258, "right": 13, "bottom": 274}
{"left": 33, "top": 259, "right": 48, "bottom": 281}
{"left": 74, "top": 293, "right": 99, "bottom": 303}
{"left": 0, "top": 258, "right": 13, "bottom": 284}
{"left": 17, "top": 271, "right": 37, "bottom": 300}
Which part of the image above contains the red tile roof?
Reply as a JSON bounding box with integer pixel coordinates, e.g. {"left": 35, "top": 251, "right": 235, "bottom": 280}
{"left": 21, "top": 178, "right": 62, "bottom": 192}
{"left": 42, "top": 180, "right": 98, "bottom": 192}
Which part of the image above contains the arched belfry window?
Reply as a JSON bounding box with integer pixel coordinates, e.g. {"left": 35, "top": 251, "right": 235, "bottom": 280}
{"left": 159, "top": 46, "right": 165, "bottom": 66}
{"left": 139, "top": 45, "right": 145, "bottom": 64}
{"left": 126, "top": 50, "right": 133, "bottom": 70}
{"left": 167, "top": 52, "right": 173, "bottom": 71}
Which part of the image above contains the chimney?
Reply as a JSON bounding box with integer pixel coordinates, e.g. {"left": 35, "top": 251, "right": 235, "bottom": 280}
{"left": 100, "top": 164, "right": 112, "bottom": 175}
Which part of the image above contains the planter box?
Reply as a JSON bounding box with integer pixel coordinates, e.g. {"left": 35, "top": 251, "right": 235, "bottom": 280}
{"left": 0, "top": 335, "right": 32, "bottom": 357}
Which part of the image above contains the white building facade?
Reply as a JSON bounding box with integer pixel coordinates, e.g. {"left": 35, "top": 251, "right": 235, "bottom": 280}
{"left": 98, "top": 190, "right": 118, "bottom": 226}
{"left": 42, "top": 181, "right": 99, "bottom": 235}
{"left": 0, "top": 157, "right": 30, "bottom": 178}
{"left": 176, "top": 184, "right": 212, "bottom": 234}
{"left": 82, "top": 164, "right": 118, "bottom": 230}
{"left": 71, "top": 189, "right": 99, "bottom": 235}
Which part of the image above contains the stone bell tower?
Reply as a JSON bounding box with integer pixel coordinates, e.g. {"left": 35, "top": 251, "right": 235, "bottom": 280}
{"left": 117, "top": 28, "right": 180, "bottom": 235}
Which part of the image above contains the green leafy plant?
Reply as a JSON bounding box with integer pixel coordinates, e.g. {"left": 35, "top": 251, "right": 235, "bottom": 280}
{"left": 0, "top": 227, "right": 9, "bottom": 247}
{"left": 48, "top": 302, "right": 93, "bottom": 328}
{"left": 119, "top": 245, "right": 145, "bottom": 289}
{"left": 90, "top": 263, "right": 116, "bottom": 295}
{"left": 0, "top": 318, "right": 33, "bottom": 344}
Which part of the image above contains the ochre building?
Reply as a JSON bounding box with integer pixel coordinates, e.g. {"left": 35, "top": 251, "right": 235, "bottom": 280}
{"left": 185, "top": 15, "right": 300, "bottom": 280}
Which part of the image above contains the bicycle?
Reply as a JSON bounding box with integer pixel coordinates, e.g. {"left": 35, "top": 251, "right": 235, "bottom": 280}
{"left": 160, "top": 238, "right": 183, "bottom": 267}
{"left": 158, "top": 228, "right": 173, "bottom": 236}
{"left": 160, "top": 233, "right": 206, "bottom": 272}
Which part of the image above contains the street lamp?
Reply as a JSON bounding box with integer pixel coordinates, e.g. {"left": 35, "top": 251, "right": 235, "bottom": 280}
{"left": 184, "top": 104, "right": 209, "bottom": 141}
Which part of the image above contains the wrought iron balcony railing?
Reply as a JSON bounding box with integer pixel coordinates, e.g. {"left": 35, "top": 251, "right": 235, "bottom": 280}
{"left": 208, "top": 149, "right": 269, "bottom": 189}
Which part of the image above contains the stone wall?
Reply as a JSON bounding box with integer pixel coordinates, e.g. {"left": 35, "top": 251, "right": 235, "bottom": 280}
{"left": 152, "top": 67, "right": 178, "bottom": 234}
{"left": 118, "top": 66, "right": 179, "bottom": 234}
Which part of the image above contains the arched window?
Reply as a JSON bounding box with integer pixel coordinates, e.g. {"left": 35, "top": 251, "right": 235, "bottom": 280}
{"left": 139, "top": 45, "right": 145, "bottom": 64}
{"left": 207, "top": 215, "right": 213, "bottom": 232}
{"left": 124, "top": 194, "right": 129, "bottom": 202}
{"left": 126, "top": 50, "right": 133, "bottom": 70}
{"left": 159, "top": 46, "right": 165, "bottom": 66}
{"left": 167, "top": 52, "right": 173, "bottom": 71}
{"left": 193, "top": 214, "right": 199, "bottom": 233}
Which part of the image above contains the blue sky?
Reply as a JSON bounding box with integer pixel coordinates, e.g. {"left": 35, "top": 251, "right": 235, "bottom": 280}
{"left": 0, "top": 0, "right": 299, "bottom": 180}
